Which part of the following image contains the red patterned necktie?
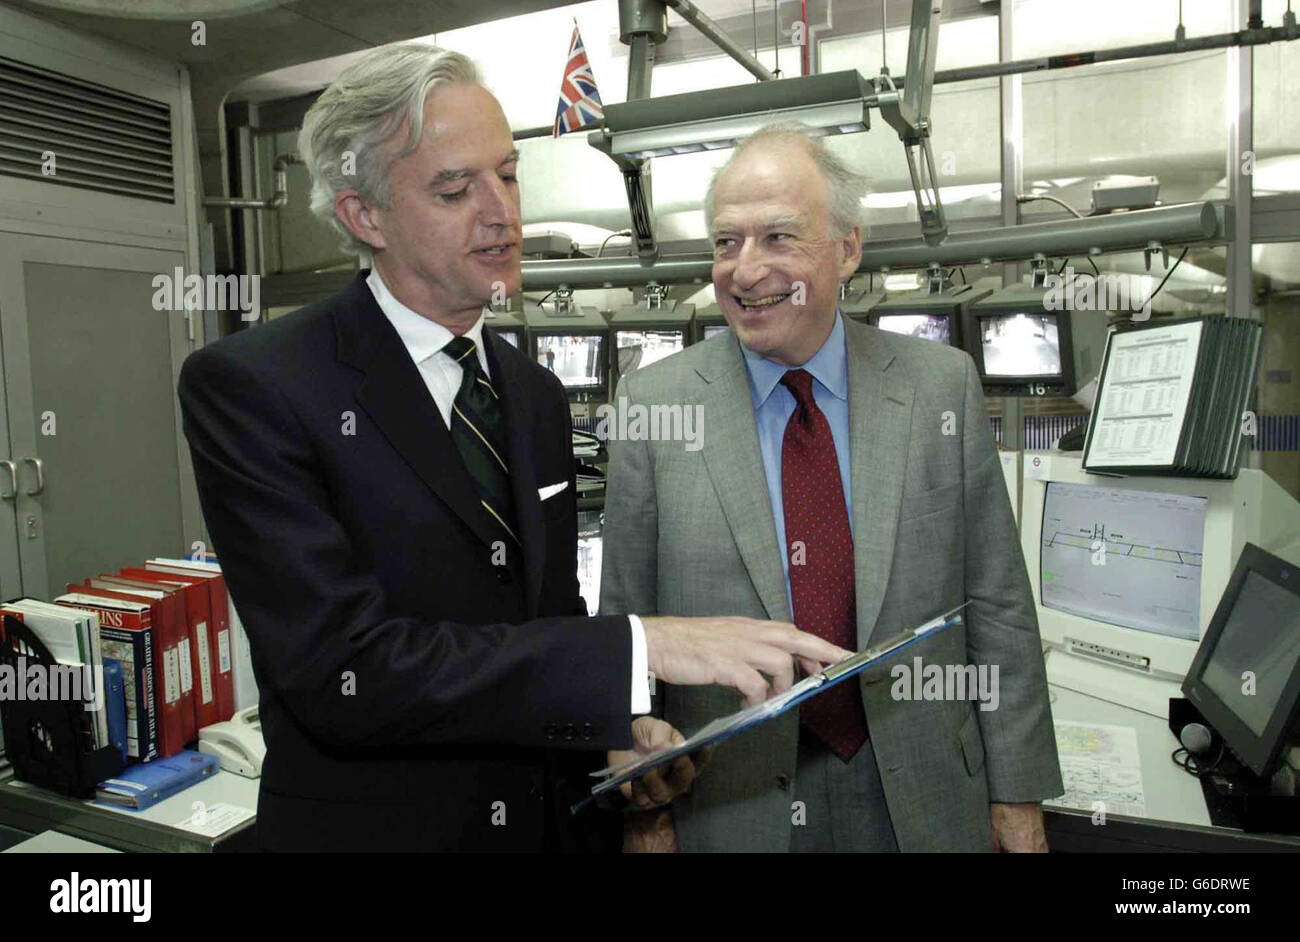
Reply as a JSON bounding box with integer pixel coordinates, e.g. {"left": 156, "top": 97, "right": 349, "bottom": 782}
{"left": 780, "top": 368, "right": 868, "bottom": 762}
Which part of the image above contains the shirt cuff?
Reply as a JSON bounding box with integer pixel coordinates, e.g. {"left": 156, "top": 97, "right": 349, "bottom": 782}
{"left": 628, "top": 614, "right": 651, "bottom": 715}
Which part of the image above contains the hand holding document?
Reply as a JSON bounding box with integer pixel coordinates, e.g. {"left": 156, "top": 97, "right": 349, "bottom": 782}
{"left": 577, "top": 604, "right": 968, "bottom": 812}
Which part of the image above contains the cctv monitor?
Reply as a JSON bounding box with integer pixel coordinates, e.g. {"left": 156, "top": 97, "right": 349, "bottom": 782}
{"left": 533, "top": 332, "right": 606, "bottom": 393}
{"left": 967, "top": 284, "right": 1110, "bottom": 398}
{"left": 609, "top": 300, "right": 693, "bottom": 376}
{"left": 576, "top": 510, "right": 603, "bottom": 616}
{"left": 485, "top": 298, "right": 526, "bottom": 351}
{"left": 691, "top": 304, "right": 727, "bottom": 344}
{"left": 839, "top": 286, "right": 886, "bottom": 323}
{"left": 493, "top": 327, "right": 522, "bottom": 349}
{"left": 524, "top": 300, "right": 610, "bottom": 397}
{"left": 1183, "top": 543, "right": 1300, "bottom": 778}
{"left": 614, "top": 329, "right": 685, "bottom": 374}
{"left": 867, "top": 286, "right": 989, "bottom": 346}
{"left": 1021, "top": 453, "right": 1300, "bottom": 717}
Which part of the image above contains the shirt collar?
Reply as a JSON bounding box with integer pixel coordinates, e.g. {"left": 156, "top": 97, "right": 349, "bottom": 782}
{"left": 366, "top": 268, "right": 490, "bottom": 371}
{"left": 740, "top": 310, "right": 849, "bottom": 409}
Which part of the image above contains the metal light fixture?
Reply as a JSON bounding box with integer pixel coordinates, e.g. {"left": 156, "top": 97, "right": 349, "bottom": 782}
{"left": 589, "top": 71, "right": 873, "bottom": 161}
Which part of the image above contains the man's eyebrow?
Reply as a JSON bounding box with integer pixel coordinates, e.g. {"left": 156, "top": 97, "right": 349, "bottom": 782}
{"left": 430, "top": 168, "right": 472, "bottom": 188}
{"left": 429, "top": 151, "right": 521, "bottom": 188}
{"left": 710, "top": 215, "right": 806, "bottom": 238}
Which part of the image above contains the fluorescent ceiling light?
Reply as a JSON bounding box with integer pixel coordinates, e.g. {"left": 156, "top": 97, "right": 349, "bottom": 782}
{"left": 592, "top": 71, "right": 872, "bottom": 161}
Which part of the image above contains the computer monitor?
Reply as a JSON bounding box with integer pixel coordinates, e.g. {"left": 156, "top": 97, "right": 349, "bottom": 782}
{"left": 492, "top": 327, "right": 522, "bottom": 349}
{"left": 867, "top": 286, "right": 989, "bottom": 347}
{"left": 966, "top": 285, "right": 1109, "bottom": 398}
{"left": 485, "top": 299, "right": 526, "bottom": 351}
{"left": 614, "top": 329, "right": 686, "bottom": 374}
{"left": 576, "top": 510, "right": 603, "bottom": 616}
{"left": 524, "top": 300, "right": 610, "bottom": 398}
{"left": 609, "top": 299, "right": 693, "bottom": 377}
{"left": 838, "top": 286, "right": 886, "bottom": 323}
{"left": 1183, "top": 543, "right": 1300, "bottom": 778}
{"left": 1021, "top": 453, "right": 1300, "bottom": 717}
{"left": 691, "top": 304, "right": 727, "bottom": 344}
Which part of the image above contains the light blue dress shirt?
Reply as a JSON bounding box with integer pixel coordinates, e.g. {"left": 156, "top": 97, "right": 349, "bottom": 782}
{"left": 739, "top": 311, "right": 854, "bottom": 612}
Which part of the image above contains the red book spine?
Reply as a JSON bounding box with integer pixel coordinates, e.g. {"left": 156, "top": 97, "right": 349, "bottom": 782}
{"left": 207, "top": 577, "right": 234, "bottom": 721}
{"left": 73, "top": 583, "right": 184, "bottom": 757}
{"left": 120, "top": 569, "right": 218, "bottom": 730}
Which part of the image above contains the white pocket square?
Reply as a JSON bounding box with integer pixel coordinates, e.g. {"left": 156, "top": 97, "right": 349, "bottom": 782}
{"left": 538, "top": 481, "right": 568, "bottom": 500}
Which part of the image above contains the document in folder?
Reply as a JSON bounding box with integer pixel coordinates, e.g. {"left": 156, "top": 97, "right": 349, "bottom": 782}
{"left": 578, "top": 604, "right": 967, "bottom": 812}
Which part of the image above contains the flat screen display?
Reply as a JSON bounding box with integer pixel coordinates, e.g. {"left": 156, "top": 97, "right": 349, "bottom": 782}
{"left": 1201, "top": 572, "right": 1300, "bottom": 736}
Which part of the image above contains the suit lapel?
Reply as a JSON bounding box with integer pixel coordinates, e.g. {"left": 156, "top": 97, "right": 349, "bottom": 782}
{"left": 698, "top": 339, "right": 792, "bottom": 623}
{"left": 334, "top": 273, "right": 503, "bottom": 554}
{"left": 845, "top": 320, "right": 915, "bottom": 648}
{"left": 485, "top": 330, "right": 546, "bottom": 616}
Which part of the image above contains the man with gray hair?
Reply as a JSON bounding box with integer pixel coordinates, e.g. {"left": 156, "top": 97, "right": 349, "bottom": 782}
{"left": 600, "top": 124, "right": 1062, "bottom": 852}
{"left": 177, "top": 45, "right": 846, "bottom": 852}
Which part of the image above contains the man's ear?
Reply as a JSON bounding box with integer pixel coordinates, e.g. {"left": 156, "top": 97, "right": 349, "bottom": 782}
{"left": 335, "top": 190, "right": 387, "bottom": 252}
{"left": 839, "top": 225, "right": 862, "bottom": 279}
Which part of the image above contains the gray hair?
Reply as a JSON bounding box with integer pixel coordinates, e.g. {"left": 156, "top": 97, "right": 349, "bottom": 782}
{"left": 704, "top": 121, "right": 867, "bottom": 237}
{"left": 298, "top": 43, "right": 482, "bottom": 257}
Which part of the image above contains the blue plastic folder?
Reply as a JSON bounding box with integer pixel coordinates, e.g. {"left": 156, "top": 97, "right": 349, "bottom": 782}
{"left": 94, "top": 749, "right": 217, "bottom": 811}
{"left": 577, "top": 603, "right": 967, "bottom": 812}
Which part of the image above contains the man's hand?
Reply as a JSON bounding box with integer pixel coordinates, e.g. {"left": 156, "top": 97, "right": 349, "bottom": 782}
{"left": 642, "top": 616, "right": 850, "bottom": 706}
{"left": 608, "top": 716, "right": 712, "bottom": 810}
{"left": 990, "top": 802, "right": 1048, "bottom": 852}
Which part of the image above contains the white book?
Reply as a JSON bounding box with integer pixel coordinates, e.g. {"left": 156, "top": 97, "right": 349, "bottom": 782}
{"left": 4, "top": 599, "right": 108, "bottom": 749}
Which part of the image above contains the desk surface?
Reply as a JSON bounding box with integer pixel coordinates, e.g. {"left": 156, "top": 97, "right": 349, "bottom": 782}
{"left": 0, "top": 767, "right": 259, "bottom": 853}
{"left": 1045, "top": 683, "right": 1300, "bottom": 851}
{"left": 1046, "top": 682, "right": 1211, "bottom": 827}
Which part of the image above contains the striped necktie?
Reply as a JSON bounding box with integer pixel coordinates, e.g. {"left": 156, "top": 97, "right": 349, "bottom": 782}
{"left": 443, "top": 335, "right": 519, "bottom": 546}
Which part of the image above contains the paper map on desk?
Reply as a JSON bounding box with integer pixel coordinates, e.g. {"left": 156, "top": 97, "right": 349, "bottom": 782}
{"left": 1051, "top": 721, "right": 1146, "bottom": 818}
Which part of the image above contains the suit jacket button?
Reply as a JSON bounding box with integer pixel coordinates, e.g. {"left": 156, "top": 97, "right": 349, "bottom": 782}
{"left": 544, "top": 723, "right": 557, "bottom": 741}
{"left": 776, "top": 774, "right": 791, "bottom": 791}
{"left": 582, "top": 723, "right": 595, "bottom": 741}
{"left": 563, "top": 723, "right": 577, "bottom": 741}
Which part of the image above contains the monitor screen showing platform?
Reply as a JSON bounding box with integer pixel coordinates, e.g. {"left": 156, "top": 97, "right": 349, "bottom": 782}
{"left": 536, "top": 334, "right": 604, "bottom": 389}
{"left": 577, "top": 512, "right": 602, "bottom": 616}
{"left": 1040, "top": 482, "right": 1207, "bottom": 641}
{"left": 703, "top": 324, "right": 728, "bottom": 339}
{"left": 1200, "top": 570, "right": 1300, "bottom": 736}
{"left": 979, "top": 312, "right": 1062, "bottom": 377}
{"left": 875, "top": 313, "right": 952, "bottom": 345}
{"left": 495, "top": 328, "right": 521, "bottom": 349}
{"left": 615, "top": 329, "right": 685, "bottom": 374}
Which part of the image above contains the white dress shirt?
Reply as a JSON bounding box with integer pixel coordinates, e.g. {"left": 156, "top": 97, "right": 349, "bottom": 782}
{"left": 366, "top": 269, "right": 650, "bottom": 715}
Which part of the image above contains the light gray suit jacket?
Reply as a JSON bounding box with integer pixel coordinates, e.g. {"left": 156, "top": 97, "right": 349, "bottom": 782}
{"left": 599, "top": 317, "right": 1062, "bottom": 852}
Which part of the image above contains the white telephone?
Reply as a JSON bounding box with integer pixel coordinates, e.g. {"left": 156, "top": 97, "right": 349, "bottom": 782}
{"left": 198, "top": 705, "right": 265, "bottom": 778}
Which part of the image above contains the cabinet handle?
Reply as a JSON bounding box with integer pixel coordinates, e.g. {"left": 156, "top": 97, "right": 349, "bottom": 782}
{"left": 0, "top": 460, "right": 14, "bottom": 499}
{"left": 20, "top": 456, "right": 43, "bottom": 496}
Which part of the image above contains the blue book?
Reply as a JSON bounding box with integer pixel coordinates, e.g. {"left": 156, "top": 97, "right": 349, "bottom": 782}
{"left": 101, "top": 657, "right": 127, "bottom": 763}
{"left": 94, "top": 748, "right": 218, "bottom": 810}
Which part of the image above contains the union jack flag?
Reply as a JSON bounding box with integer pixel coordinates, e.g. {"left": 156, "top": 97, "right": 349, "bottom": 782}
{"left": 553, "top": 22, "right": 603, "bottom": 137}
